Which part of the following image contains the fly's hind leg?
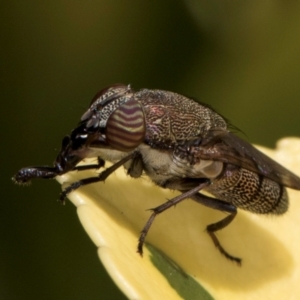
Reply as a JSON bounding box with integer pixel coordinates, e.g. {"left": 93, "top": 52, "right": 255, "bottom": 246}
{"left": 191, "top": 193, "right": 240, "bottom": 264}
{"left": 145, "top": 178, "right": 241, "bottom": 264}
{"left": 206, "top": 211, "right": 239, "bottom": 264}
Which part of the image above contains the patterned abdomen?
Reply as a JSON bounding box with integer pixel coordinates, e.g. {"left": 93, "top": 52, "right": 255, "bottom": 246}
{"left": 106, "top": 99, "right": 145, "bottom": 152}
{"left": 207, "top": 164, "right": 288, "bottom": 215}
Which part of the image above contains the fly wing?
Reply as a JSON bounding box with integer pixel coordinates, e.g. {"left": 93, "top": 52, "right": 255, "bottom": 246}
{"left": 199, "top": 132, "right": 300, "bottom": 190}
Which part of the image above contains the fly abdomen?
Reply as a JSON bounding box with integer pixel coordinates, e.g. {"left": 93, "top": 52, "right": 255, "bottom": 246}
{"left": 207, "top": 164, "right": 288, "bottom": 215}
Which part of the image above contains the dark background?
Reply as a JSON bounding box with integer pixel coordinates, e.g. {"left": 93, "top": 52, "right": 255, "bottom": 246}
{"left": 2, "top": 1, "right": 300, "bottom": 299}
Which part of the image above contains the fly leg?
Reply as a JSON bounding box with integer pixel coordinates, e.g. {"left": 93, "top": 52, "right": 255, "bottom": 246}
{"left": 191, "top": 193, "right": 240, "bottom": 264}
{"left": 207, "top": 211, "right": 239, "bottom": 264}
{"left": 59, "top": 152, "right": 138, "bottom": 202}
{"left": 72, "top": 157, "right": 105, "bottom": 171}
{"left": 137, "top": 180, "right": 210, "bottom": 256}
{"left": 161, "top": 178, "right": 240, "bottom": 263}
{"left": 13, "top": 158, "right": 105, "bottom": 185}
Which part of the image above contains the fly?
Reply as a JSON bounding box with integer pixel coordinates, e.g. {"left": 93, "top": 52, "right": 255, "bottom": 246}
{"left": 13, "top": 84, "right": 300, "bottom": 264}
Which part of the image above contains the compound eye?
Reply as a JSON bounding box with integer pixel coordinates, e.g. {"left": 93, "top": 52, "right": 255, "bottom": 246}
{"left": 106, "top": 99, "right": 145, "bottom": 152}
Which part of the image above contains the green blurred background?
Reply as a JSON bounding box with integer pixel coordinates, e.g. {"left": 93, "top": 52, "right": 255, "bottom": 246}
{"left": 2, "top": 1, "right": 300, "bottom": 299}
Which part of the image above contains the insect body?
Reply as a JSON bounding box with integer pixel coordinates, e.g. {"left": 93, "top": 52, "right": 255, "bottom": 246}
{"left": 13, "top": 84, "right": 300, "bottom": 264}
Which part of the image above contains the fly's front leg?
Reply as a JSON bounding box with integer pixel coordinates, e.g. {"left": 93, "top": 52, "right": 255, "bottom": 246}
{"left": 13, "top": 166, "right": 61, "bottom": 184}
{"left": 137, "top": 180, "right": 210, "bottom": 256}
{"left": 73, "top": 157, "right": 105, "bottom": 172}
{"left": 60, "top": 152, "right": 138, "bottom": 202}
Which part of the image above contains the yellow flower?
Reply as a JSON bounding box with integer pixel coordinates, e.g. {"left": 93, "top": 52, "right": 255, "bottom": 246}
{"left": 57, "top": 137, "right": 300, "bottom": 300}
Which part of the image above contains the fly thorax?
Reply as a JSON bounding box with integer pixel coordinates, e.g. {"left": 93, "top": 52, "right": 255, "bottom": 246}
{"left": 137, "top": 143, "right": 175, "bottom": 184}
{"left": 172, "top": 149, "right": 223, "bottom": 178}
{"left": 135, "top": 89, "right": 227, "bottom": 146}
